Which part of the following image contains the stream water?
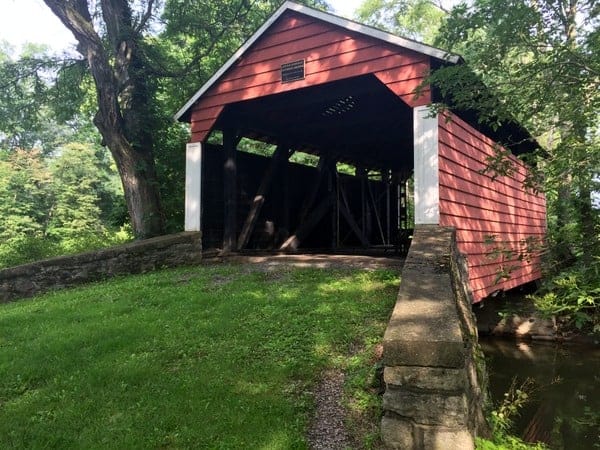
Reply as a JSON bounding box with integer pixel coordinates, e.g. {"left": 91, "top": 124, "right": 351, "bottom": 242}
{"left": 480, "top": 338, "right": 600, "bottom": 449}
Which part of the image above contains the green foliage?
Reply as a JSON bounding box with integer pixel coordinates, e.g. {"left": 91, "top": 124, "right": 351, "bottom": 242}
{"left": 0, "top": 43, "right": 77, "bottom": 152}
{"left": 432, "top": 0, "right": 599, "bottom": 237}
{"left": 430, "top": 0, "right": 600, "bottom": 329}
{"left": 153, "top": 122, "right": 189, "bottom": 233}
{"left": 490, "top": 378, "right": 535, "bottom": 435}
{"left": 477, "top": 378, "right": 548, "bottom": 450}
{"left": 476, "top": 435, "right": 547, "bottom": 450}
{"left": 0, "top": 228, "right": 132, "bottom": 269}
{"left": 0, "top": 143, "right": 130, "bottom": 269}
{"left": 0, "top": 148, "right": 52, "bottom": 241}
{"left": 50, "top": 60, "right": 93, "bottom": 123}
{"left": 483, "top": 234, "right": 544, "bottom": 285}
{"left": 355, "top": 0, "right": 446, "bottom": 44}
{"left": 47, "top": 144, "right": 109, "bottom": 242}
{"left": 290, "top": 151, "right": 320, "bottom": 167}
{"left": 530, "top": 259, "right": 600, "bottom": 333}
{"left": 0, "top": 236, "right": 61, "bottom": 269}
{"left": 0, "top": 265, "right": 398, "bottom": 448}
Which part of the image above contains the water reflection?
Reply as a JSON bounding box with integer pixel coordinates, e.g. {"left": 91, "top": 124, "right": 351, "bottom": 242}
{"left": 480, "top": 338, "right": 600, "bottom": 449}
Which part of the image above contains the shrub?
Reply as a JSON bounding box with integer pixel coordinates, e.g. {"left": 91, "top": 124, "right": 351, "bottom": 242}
{"left": 0, "top": 226, "right": 133, "bottom": 270}
{"left": 477, "top": 378, "right": 547, "bottom": 450}
{"left": 0, "top": 235, "right": 60, "bottom": 268}
{"left": 530, "top": 259, "right": 600, "bottom": 334}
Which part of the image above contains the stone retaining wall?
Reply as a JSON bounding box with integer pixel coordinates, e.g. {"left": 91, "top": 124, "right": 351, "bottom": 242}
{"left": 381, "top": 225, "right": 489, "bottom": 449}
{"left": 0, "top": 232, "right": 202, "bottom": 303}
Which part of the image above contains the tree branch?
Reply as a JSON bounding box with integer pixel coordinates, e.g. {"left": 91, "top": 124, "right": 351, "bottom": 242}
{"left": 43, "top": 0, "right": 102, "bottom": 52}
{"left": 135, "top": 0, "right": 156, "bottom": 34}
{"left": 0, "top": 56, "right": 82, "bottom": 91}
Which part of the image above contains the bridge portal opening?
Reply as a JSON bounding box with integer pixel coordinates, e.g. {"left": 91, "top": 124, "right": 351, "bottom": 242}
{"left": 198, "top": 75, "right": 416, "bottom": 253}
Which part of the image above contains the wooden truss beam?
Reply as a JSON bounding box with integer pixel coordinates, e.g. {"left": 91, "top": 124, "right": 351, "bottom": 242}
{"left": 280, "top": 155, "right": 334, "bottom": 251}
{"left": 280, "top": 195, "right": 333, "bottom": 251}
{"left": 222, "top": 129, "right": 242, "bottom": 253}
{"left": 237, "top": 144, "right": 293, "bottom": 250}
{"left": 339, "top": 180, "right": 370, "bottom": 247}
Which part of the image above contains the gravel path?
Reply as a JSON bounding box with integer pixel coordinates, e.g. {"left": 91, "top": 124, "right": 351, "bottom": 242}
{"left": 307, "top": 370, "right": 351, "bottom": 450}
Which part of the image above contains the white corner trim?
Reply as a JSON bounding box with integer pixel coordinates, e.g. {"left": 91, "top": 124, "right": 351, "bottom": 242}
{"left": 174, "top": 1, "right": 460, "bottom": 121}
{"left": 414, "top": 105, "right": 440, "bottom": 225}
{"left": 185, "top": 142, "right": 203, "bottom": 232}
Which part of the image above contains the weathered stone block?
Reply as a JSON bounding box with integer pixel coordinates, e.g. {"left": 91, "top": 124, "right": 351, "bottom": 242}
{"left": 381, "top": 415, "right": 415, "bottom": 449}
{"left": 383, "top": 387, "right": 469, "bottom": 428}
{"left": 384, "top": 366, "right": 466, "bottom": 392}
{"left": 383, "top": 272, "right": 465, "bottom": 368}
{"left": 416, "top": 424, "right": 474, "bottom": 450}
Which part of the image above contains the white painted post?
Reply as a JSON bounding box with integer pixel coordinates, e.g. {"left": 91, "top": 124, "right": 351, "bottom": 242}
{"left": 413, "top": 105, "right": 440, "bottom": 225}
{"left": 185, "top": 142, "right": 203, "bottom": 232}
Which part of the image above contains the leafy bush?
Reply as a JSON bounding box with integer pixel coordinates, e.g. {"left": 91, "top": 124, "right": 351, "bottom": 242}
{"left": 476, "top": 435, "right": 547, "bottom": 450}
{"left": 0, "top": 235, "right": 61, "bottom": 268}
{"left": 477, "top": 378, "right": 547, "bottom": 450}
{"left": 56, "top": 225, "right": 133, "bottom": 255}
{"left": 530, "top": 259, "right": 600, "bottom": 334}
{"left": 0, "top": 226, "right": 133, "bottom": 270}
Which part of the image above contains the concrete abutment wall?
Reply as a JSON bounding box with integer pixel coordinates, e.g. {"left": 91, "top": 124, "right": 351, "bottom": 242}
{"left": 382, "top": 225, "right": 489, "bottom": 449}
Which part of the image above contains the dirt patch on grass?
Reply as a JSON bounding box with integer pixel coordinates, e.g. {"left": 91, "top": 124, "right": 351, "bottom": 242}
{"left": 206, "top": 253, "right": 405, "bottom": 272}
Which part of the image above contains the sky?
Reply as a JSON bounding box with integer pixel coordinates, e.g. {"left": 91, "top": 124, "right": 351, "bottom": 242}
{"left": 0, "top": 0, "right": 363, "bottom": 54}
{"left": 0, "top": 0, "right": 76, "bottom": 53}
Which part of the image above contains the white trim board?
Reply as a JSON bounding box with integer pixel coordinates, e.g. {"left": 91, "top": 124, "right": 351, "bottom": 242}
{"left": 174, "top": 1, "right": 460, "bottom": 121}
{"left": 184, "top": 142, "right": 203, "bottom": 232}
{"left": 413, "top": 105, "right": 440, "bottom": 225}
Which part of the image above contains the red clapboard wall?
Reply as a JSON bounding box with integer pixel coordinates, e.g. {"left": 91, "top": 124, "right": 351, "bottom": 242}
{"left": 438, "top": 112, "right": 546, "bottom": 302}
{"left": 189, "top": 10, "right": 432, "bottom": 142}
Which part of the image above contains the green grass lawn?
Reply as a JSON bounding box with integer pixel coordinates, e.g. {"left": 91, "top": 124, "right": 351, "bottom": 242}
{"left": 0, "top": 263, "right": 399, "bottom": 449}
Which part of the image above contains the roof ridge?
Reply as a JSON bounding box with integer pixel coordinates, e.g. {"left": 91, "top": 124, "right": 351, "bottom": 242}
{"left": 175, "top": 1, "right": 460, "bottom": 121}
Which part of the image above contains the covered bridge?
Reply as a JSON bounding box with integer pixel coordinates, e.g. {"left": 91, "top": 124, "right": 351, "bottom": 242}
{"left": 176, "top": 1, "right": 546, "bottom": 303}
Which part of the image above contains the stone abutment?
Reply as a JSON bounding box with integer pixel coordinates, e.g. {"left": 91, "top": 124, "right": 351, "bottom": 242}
{"left": 381, "top": 225, "right": 489, "bottom": 449}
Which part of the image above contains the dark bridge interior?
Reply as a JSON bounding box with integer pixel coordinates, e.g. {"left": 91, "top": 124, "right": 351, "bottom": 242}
{"left": 202, "top": 74, "right": 416, "bottom": 252}
{"left": 215, "top": 74, "right": 415, "bottom": 171}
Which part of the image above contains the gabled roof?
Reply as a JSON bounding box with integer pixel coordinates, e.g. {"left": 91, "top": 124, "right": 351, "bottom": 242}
{"left": 175, "top": 1, "right": 461, "bottom": 121}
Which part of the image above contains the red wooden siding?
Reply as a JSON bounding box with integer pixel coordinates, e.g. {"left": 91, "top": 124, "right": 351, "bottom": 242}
{"left": 189, "top": 11, "right": 431, "bottom": 142}
{"left": 438, "top": 113, "right": 546, "bottom": 302}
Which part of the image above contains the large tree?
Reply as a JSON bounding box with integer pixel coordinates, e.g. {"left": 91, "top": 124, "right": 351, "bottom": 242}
{"left": 42, "top": 0, "right": 167, "bottom": 238}
{"left": 41, "top": 0, "right": 329, "bottom": 238}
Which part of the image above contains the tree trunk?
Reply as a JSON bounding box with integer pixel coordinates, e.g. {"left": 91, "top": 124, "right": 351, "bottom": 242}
{"left": 101, "top": 131, "right": 164, "bottom": 239}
